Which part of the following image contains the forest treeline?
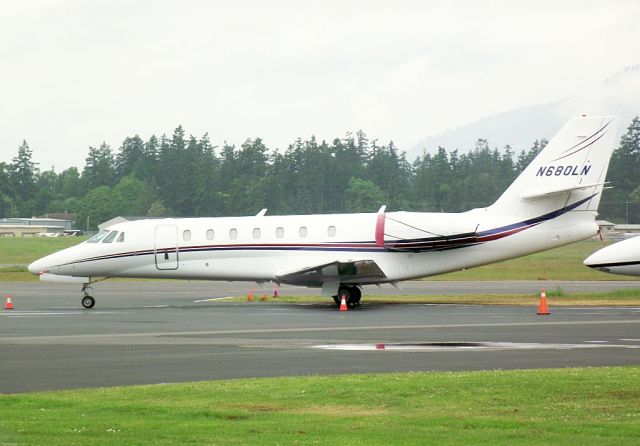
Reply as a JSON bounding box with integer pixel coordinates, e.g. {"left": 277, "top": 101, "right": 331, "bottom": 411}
{"left": 1, "top": 117, "right": 639, "bottom": 230}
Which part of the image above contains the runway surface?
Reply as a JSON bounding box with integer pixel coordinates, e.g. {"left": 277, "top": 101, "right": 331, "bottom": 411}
{"left": 1, "top": 280, "right": 639, "bottom": 393}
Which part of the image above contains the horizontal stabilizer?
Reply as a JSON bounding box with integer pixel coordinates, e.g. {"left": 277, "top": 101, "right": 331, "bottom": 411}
{"left": 520, "top": 182, "right": 605, "bottom": 200}
{"left": 276, "top": 260, "right": 386, "bottom": 287}
{"left": 39, "top": 273, "right": 90, "bottom": 283}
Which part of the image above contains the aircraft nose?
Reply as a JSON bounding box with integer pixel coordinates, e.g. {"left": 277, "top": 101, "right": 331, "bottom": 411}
{"left": 583, "top": 253, "right": 595, "bottom": 267}
{"left": 28, "top": 258, "right": 48, "bottom": 275}
{"left": 583, "top": 249, "right": 607, "bottom": 268}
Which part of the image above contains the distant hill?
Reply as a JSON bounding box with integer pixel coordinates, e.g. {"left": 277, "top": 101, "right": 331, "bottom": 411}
{"left": 408, "top": 65, "right": 640, "bottom": 159}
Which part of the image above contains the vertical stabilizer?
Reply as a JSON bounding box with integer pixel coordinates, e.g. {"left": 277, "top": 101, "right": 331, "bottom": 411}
{"left": 489, "top": 115, "right": 618, "bottom": 218}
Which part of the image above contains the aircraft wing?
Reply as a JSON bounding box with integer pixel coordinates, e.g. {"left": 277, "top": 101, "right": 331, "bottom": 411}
{"left": 276, "top": 260, "right": 386, "bottom": 287}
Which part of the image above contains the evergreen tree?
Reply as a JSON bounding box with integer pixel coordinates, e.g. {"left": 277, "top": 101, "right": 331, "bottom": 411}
{"left": 366, "top": 141, "right": 412, "bottom": 210}
{"left": 82, "top": 142, "right": 116, "bottom": 192}
{"left": 58, "top": 167, "right": 82, "bottom": 200}
{"left": 75, "top": 186, "right": 127, "bottom": 231}
{"left": 9, "top": 140, "right": 39, "bottom": 214}
{"left": 33, "top": 170, "right": 58, "bottom": 215}
{"left": 156, "top": 127, "right": 187, "bottom": 214}
{"left": 114, "top": 175, "right": 156, "bottom": 216}
{"left": 7, "top": 119, "right": 636, "bottom": 224}
{"left": 116, "top": 135, "right": 145, "bottom": 179}
{"left": 0, "top": 193, "right": 17, "bottom": 217}
{"left": 0, "top": 162, "right": 18, "bottom": 218}
{"left": 601, "top": 116, "right": 640, "bottom": 222}
{"left": 221, "top": 138, "right": 269, "bottom": 215}
{"left": 191, "top": 133, "right": 221, "bottom": 216}
{"left": 0, "top": 162, "right": 13, "bottom": 201}
{"left": 344, "top": 177, "right": 385, "bottom": 212}
{"left": 516, "top": 139, "right": 547, "bottom": 172}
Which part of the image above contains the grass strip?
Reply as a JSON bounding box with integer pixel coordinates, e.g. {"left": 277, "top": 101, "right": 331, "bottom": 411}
{"left": 1, "top": 367, "right": 639, "bottom": 445}
{"left": 218, "top": 287, "right": 640, "bottom": 306}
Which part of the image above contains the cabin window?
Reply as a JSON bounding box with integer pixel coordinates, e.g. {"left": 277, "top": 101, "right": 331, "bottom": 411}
{"left": 116, "top": 232, "right": 125, "bottom": 243}
{"left": 229, "top": 228, "right": 238, "bottom": 240}
{"left": 87, "top": 230, "right": 110, "bottom": 243}
{"left": 299, "top": 226, "right": 308, "bottom": 238}
{"left": 102, "top": 231, "right": 119, "bottom": 243}
{"left": 276, "top": 227, "right": 284, "bottom": 238}
{"left": 327, "top": 226, "right": 336, "bottom": 237}
{"left": 183, "top": 230, "right": 191, "bottom": 241}
{"left": 206, "top": 229, "right": 214, "bottom": 240}
{"left": 252, "top": 228, "right": 261, "bottom": 239}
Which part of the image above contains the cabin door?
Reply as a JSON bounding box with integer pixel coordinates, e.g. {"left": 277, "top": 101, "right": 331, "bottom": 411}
{"left": 154, "top": 224, "right": 179, "bottom": 270}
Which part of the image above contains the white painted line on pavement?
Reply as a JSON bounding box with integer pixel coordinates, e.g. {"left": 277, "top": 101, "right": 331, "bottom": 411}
{"left": 193, "top": 297, "right": 235, "bottom": 302}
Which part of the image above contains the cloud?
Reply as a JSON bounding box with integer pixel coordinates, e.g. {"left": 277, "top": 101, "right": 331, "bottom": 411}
{"left": 0, "top": 0, "right": 638, "bottom": 170}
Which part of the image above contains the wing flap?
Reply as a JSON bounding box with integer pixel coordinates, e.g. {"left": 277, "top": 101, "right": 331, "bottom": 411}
{"left": 276, "top": 260, "right": 386, "bottom": 287}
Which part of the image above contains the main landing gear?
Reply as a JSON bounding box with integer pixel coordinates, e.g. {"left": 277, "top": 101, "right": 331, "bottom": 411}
{"left": 333, "top": 285, "right": 361, "bottom": 308}
{"left": 81, "top": 283, "right": 95, "bottom": 309}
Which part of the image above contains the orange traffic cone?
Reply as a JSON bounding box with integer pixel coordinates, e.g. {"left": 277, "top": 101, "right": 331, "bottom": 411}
{"left": 4, "top": 294, "right": 14, "bottom": 310}
{"left": 247, "top": 289, "right": 254, "bottom": 302}
{"left": 537, "top": 289, "right": 549, "bottom": 315}
{"left": 262, "top": 292, "right": 268, "bottom": 302}
{"left": 339, "top": 293, "right": 348, "bottom": 311}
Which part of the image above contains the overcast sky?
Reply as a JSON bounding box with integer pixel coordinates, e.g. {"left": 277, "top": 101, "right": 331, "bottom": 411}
{"left": 1, "top": 0, "right": 639, "bottom": 171}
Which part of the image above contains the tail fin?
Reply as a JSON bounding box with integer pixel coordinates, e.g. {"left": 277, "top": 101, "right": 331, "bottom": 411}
{"left": 490, "top": 115, "right": 618, "bottom": 217}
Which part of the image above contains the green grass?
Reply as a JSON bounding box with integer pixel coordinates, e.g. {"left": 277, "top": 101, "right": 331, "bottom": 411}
{"left": 0, "top": 236, "right": 86, "bottom": 265}
{"left": 1, "top": 367, "right": 639, "bottom": 445}
{"left": 0, "top": 236, "right": 86, "bottom": 281}
{"left": 432, "top": 239, "right": 637, "bottom": 281}
{"left": 224, "top": 287, "right": 640, "bottom": 306}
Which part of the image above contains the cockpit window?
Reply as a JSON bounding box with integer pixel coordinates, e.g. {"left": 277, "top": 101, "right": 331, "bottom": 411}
{"left": 116, "top": 232, "right": 125, "bottom": 243}
{"left": 102, "top": 231, "right": 119, "bottom": 243}
{"left": 87, "top": 230, "right": 110, "bottom": 243}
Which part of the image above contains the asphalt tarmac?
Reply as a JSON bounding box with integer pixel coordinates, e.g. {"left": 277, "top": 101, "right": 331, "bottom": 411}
{"left": 1, "top": 281, "right": 639, "bottom": 393}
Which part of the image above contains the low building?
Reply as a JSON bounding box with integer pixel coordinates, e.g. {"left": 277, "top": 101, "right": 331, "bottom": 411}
{"left": 596, "top": 220, "right": 616, "bottom": 239}
{"left": 39, "top": 213, "right": 76, "bottom": 225}
{"left": 1, "top": 217, "right": 74, "bottom": 231}
{"left": 596, "top": 221, "right": 640, "bottom": 242}
{"left": 611, "top": 224, "right": 640, "bottom": 241}
{"left": 0, "top": 224, "right": 66, "bottom": 237}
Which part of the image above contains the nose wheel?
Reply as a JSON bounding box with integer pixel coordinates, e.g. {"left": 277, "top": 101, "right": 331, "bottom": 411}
{"left": 81, "top": 283, "right": 96, "bottom": 309}
{"left": 81, "top": 295, "right": 96, "bottom": 309}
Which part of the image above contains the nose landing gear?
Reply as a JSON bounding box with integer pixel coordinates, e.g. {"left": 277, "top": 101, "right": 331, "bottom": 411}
{"left": 81, "top": 283, "right": 95, "bottom": 309}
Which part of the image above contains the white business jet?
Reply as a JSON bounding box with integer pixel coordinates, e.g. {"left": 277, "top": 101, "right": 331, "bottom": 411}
{"left": 584, "top": 235, "right": 640, "bottom": 276}
{"left": 29, "top": 115, "right": 618, "bottom": 309}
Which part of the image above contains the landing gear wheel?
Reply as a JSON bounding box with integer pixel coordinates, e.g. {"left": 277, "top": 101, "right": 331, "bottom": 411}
{"left": 334, "top": 286, "right": 361, "bottom": 308}
{"left": 350, "top": 286, "right": 362, "bottom": 306}
{"left": 334, "top": 286, "right": 351, "bottom": 308}
{"left": 81, "top": 295, "right": 95, "bottom": 309}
